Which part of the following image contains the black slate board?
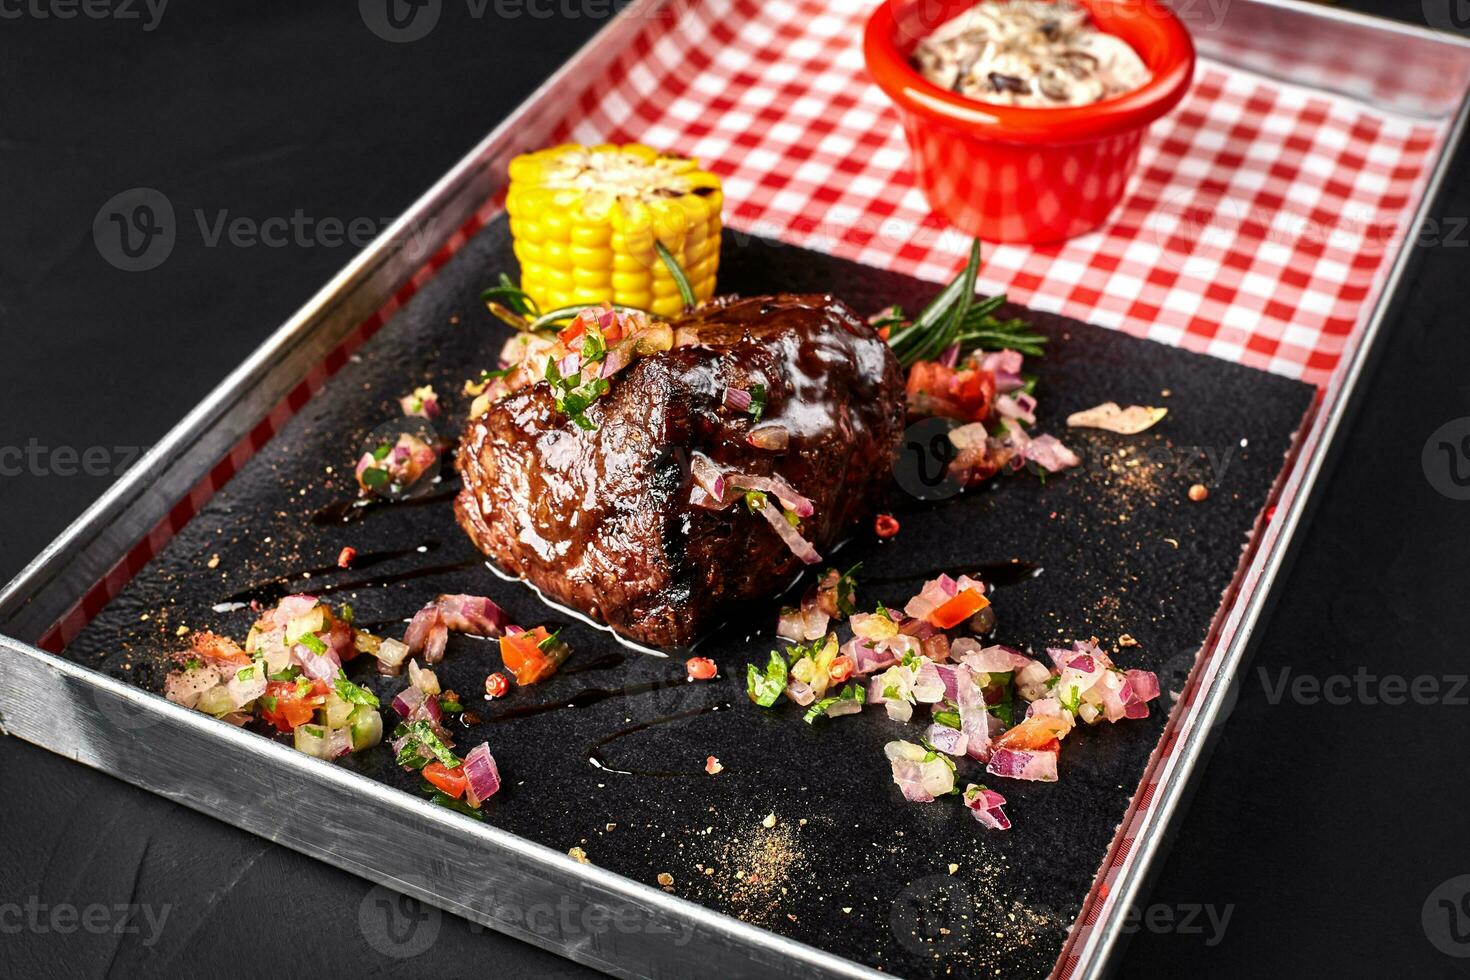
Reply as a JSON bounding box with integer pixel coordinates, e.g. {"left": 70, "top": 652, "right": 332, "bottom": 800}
{"left": 66, "top": 217, "right": 1314, "bottom": 978}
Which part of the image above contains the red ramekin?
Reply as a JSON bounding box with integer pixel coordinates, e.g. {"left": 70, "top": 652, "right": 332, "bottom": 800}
{"left": 863, "top": 0, "right": 1195, "bottom": 243}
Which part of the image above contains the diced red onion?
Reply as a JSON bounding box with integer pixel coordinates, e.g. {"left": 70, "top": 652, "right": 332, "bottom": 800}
{"left": 986, "top": 746, "right": 1059, "bottom": 782}
{"left": 273, "top": 594, "right": 319, "bottom": 626}
{"left": 376, "top": 638, "right": 410, "bottom": 674}
{"left": 462, "top": 742, "right": 502, "bottom": 806}
{"left": 1126, "top": 669, "right": 1161, "bottom": 703}
{"left": 925, "top": 723, "right": 968, "bottom": 757}
{"left": 993, "top": 370, "right": 1024, "bottom": 393}
{"left": 753, "top": 495, "right": 821, "bottom": 565}
{"left": 912, "top": 661, "right": 946, "bottom": 703}
{"left": 435, "top": 594, "right": 510, "bottom": 637}
{"left": 976, "top": 349, "right": 1024, "bottom": 376}
{"left": 689, "top": 452, "right": 727, "bottom": 506}
{"left": 938, "top": 342, "right": 960, "bottom": 369}
{"left": 729, "top": 473, "right": 815, "bottom": 518}
{"left": 392, "top": 685, "right": 427, "bottom": 719}
{"left": 844, "top": 637, "right": 897, "bottom": 676}
{"left": 826, "top": 697, "right": 862, "bottom": 719}
{"left": 721, "top": 386, "right": 752, "bottom": 412}
{"left": 293, "top": 644, "right": 341, "bottom": 682}
{"left": 964, "top": 785, "right": 1011, "bottom": 830}
{"left": 996, "top": 393, "right": 1036, "bottom": 425}
{"left": 786, "top": 678, "right": 816, "bottom": 707}
{"left": 885, "top": 740, "right": 955, "bottom": 802}
{"left": 164, "top": 666, "right": 222, "bottom": 709}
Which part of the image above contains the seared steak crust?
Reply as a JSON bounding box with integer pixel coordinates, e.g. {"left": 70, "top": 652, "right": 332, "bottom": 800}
{"left": 454, "top": 294, "right": 904, "bottom": 647}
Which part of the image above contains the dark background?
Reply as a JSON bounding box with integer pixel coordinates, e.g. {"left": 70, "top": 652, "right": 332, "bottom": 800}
{"left": 1, "top": 1, "right": 1467, "bottom": 977}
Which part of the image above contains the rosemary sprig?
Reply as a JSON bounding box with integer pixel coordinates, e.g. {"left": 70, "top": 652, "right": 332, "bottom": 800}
{"left": 480, "top": 274, "right": 540, "bottom": 318}
{"left": 882, "top": 238, "right": 1046, "bottom": 366}
{"left": 653, "top": 241, "right": 697, "bottom": 311}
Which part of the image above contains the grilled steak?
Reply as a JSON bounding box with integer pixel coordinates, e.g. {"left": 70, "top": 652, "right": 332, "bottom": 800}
{"left": 454, "top": 293, "right": 904, "bottom": 648}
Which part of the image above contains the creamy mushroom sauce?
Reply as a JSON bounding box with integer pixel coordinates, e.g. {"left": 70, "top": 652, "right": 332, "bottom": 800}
{"left": 912, "top": 0, "right": 1151, "bottom": 108}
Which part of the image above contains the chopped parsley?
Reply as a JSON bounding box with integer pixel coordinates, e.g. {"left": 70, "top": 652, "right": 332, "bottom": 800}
{"left": 802, "top": 683, "right": 863, "bottom": 724}
{"left": 297, "top": 632, "right": 328, "bottom": 656}
{"left": 427, "top": 789, "right": 485, "bottom": 820}
{"left": 833, "top": 563, "right": 861, "bottom": 617}
{"left": 394, "top": 719, "right": 459, "bottom": 770}
{"left": 333, "top": 670, "right": 380, "bottom": 709}
{"left": 544, "top": 357, "right": 610, "bottom": 431}
{"left": 933, "top": 708, "right": 961, "bottom": 730}
{"left": 747, "top": 382, "right": 768, "bottom": 422}
{"left": 745, "top": 650, "right": 788, "bottom": 708}
{"left": 537, "top": 628, "right": 564, "bottom": 652}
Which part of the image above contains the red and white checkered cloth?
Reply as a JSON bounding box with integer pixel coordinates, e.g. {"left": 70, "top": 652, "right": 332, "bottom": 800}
{"left": 559, "top": 0, "right": 1447, "bottom": 386}
{"left": 31, "top": 2, "right": 1456, "bottom": 974}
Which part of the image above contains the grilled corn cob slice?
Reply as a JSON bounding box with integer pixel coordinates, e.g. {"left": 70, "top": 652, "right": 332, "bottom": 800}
{"left": 506, "top": 143, "right": 723, "bottom": 318}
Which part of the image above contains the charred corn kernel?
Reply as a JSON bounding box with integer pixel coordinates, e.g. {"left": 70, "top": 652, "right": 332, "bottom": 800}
{"left": 505, "top": 142, "right": 722, "bottom": 313}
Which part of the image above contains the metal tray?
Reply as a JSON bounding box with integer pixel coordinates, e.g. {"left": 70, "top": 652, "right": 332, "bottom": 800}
{"left": 2, "top": 1, "right": 1467, "bottom": 977}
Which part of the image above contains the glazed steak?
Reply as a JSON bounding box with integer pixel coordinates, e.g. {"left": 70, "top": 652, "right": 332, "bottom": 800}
{"left": 455, "top": 294, "right": 904, "bottom": 648}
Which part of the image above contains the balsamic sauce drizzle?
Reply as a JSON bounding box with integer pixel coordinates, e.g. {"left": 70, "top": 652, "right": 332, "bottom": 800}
{"left": 311, "top": 485, "right": 460, "bottom": 526}
{"left": 489, "top": 671, "right": 697, "bottom": 723}
{"left": 866, "top": 559, "right": 1042, "bottom": 589}
{"left": 587, "top": 702, "right": 734, "bottom": 777}
{"left": 222, "top": 541, "right": 445, "bottom": 605}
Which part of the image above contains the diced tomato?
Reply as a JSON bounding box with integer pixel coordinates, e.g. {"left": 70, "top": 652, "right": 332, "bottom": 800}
{"left": 484, "top": 673, "right": 509, "bottom": 699}
{"left": 191, "top": 631, "right": 251, "bottom": 667}
{"left": 829, "top": 655, "right": 853, "bottom": 683}
{"left": 994, "top": 716, "right": 1071, "bottom": 751}
{"left": 874, "top": 513, "right": 900, "bottom": 539}
{"left": 686, "top": 657, "right": 717, "bottom": 681}
{"left": 422, "top": 761, "right": 468, "bottom": 799}
{"left": 557, "top": 320, "right": 586, "bottom": 346}
{"left": 500, "top": 626, "right": 564, "bottom": 685}
{"left": 905, "top": 361, "right": 996, "bottom": 422}
{"left": 259, "top": 678, "right": 330, "bottom": 733}
{"left": 929, "top": 589, "right": 989, "bottom": 629}
{"left": 337, "top": 546, "right": 357, "bottom": 569}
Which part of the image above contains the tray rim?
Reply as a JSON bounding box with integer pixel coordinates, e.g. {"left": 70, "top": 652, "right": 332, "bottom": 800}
{"left": 3, "top": 1, "right": 1469, "bottom": 977}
